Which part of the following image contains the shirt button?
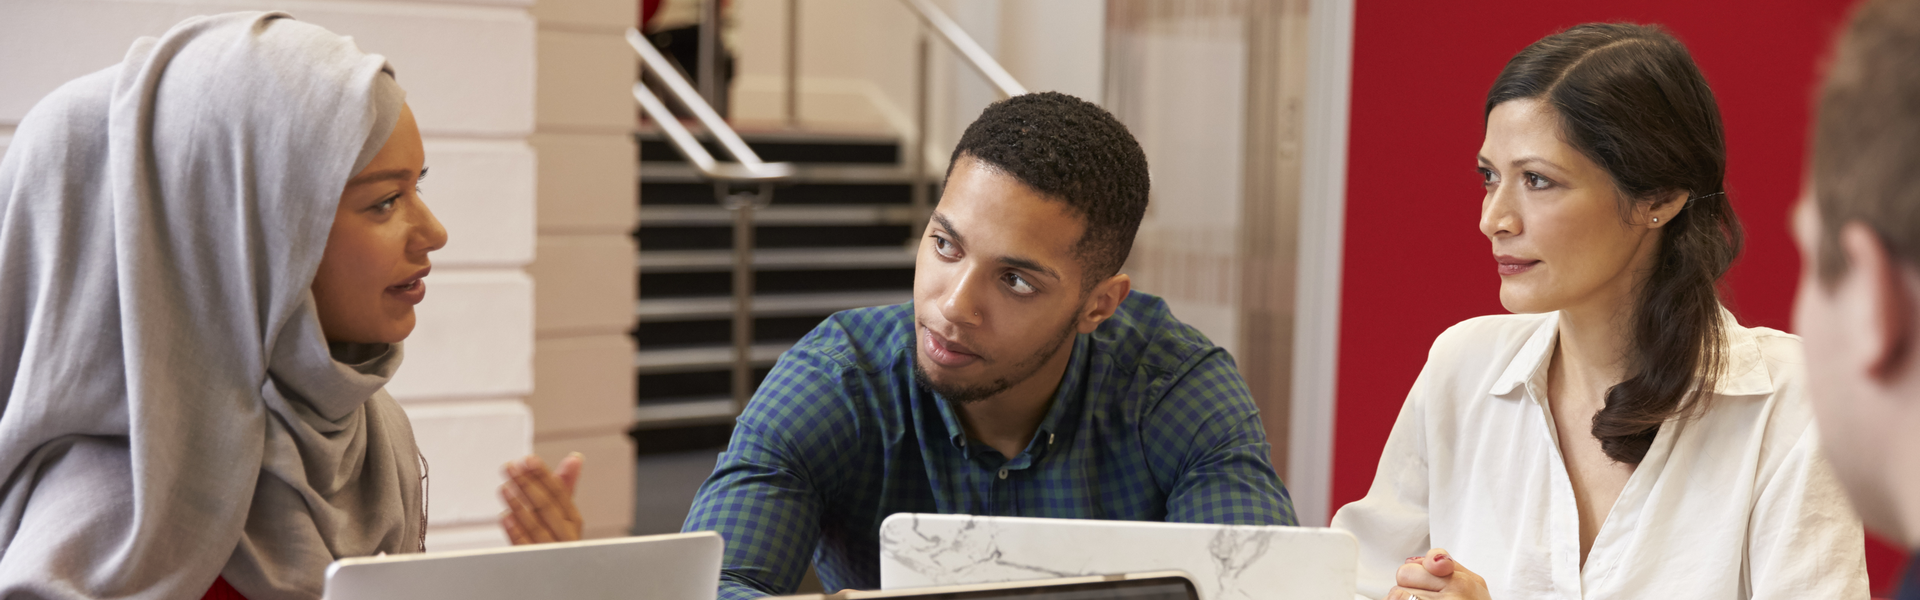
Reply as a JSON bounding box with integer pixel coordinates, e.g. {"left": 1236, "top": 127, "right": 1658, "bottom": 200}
{"left": 998, "top": 469, "right": 1009, "bottom": 480}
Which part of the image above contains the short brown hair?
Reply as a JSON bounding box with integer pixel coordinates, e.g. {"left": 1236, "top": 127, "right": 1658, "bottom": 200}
{"left": 1814, "top": 0, "right": 1920, "bottom": 280}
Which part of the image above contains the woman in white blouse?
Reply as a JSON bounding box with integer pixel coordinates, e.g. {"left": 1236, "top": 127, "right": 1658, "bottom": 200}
{"left": 1330, "top": 23, "right": 1869, "bottom": 600}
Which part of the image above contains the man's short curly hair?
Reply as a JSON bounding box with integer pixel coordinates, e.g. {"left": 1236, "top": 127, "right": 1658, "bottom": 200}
{"left": 944, "top": 91, "right": 1151, "bottom": 291}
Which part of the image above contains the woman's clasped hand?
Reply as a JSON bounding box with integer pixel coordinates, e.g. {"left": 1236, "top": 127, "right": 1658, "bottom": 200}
{"left": 1387, "top": 549, "right": 1490, "bottom": 600}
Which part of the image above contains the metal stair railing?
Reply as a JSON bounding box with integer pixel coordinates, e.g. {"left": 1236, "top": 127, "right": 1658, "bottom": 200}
{"left": 890, "top": 0, "right": 1032, "bottom": 236}
{"left": 635, "top": 0, "right": 1031, "bottom": 419}
{"left": 895, "top": 0, "right": 1029, "bottom": 98}
{"left": 747, "top": 0, "right": 1030, "bottom": 234}
{"left": 627, "top": 28, "right": 795, "bottom": 414}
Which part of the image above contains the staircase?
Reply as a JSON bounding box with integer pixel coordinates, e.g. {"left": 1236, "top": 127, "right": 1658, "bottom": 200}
{"left": 631, "top": 129, "right": 930, "bottom": 440}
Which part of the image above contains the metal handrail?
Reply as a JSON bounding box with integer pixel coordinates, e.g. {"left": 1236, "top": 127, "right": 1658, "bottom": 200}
{"left": 628, "top": 28, "right": 793, "bottom": 181}
{"left": 895, "top": 0, "right": 1029, "bottom": 98}
{"left": 629, "top": 27, "right": 793, "bottom": 414}
{"left": 629, "top": 1, "right": 1030, "bottom": 419}
{"left": 887, "top": 0, "right": 1030, "bottom": 239}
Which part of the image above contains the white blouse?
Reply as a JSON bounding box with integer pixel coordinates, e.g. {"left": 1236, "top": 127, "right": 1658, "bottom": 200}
{"left": 1330, "top": 311, "right": 1868, "bottom": 599}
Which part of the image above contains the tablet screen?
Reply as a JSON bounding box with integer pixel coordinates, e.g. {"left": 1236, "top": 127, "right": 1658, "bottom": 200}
{"left": 888, "top": 577, "right": 1198, "bottom": 600}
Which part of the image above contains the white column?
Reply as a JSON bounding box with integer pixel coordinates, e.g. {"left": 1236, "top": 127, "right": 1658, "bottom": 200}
{"left": 1290, "top": 0, "right": 1357, "bottom": 528}
{"left": 528, "top": 0, "right": 639, "bottom": 540}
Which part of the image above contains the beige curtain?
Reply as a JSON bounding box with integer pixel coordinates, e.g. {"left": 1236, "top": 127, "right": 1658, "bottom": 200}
{"left": 1106, "top": 0, "right": 1309, "bottom": 477}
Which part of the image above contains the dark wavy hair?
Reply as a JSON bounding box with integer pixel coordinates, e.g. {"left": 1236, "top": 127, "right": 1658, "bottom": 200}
{"left": 1486, "top": 23, "right": 1744, "bottom": 464}
{"left": 946, "top": 91, "right": 1152, "bottom": 290}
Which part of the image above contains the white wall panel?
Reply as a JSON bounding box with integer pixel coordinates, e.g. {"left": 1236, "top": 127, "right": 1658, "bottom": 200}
{"left": 529, "top": 0, "right": 637, "bottom": 543}
{"left": 999, "top": 0, "right": 1106, "bottom": 103}
{"left": 422, "top": 139, "right": 537, "bottom": 268}
{"left": 535, "top": 30, "right": 638, "bottom": 132}
{"left": 388, "top": 269, "right": 535, "bottom": 401}
{"left": 530, "top": 334, "right": 633, "bottom": 438}
{"left": 531, "top": 235, "right": 635, "bottom": 335}
{"left": 529, "top": 0, "right": 634, "bottom": 31}
{"left": 404, "top": 399, "right": 534, "bottom": 526}
{"left": 296, "top": 3, "right": 535, "bottom": 137}
{"left": 530, "top": 132, "right": 636, "bottom": 234}
{"left": 0, "top": 0, "right": 534, "bottom": 138}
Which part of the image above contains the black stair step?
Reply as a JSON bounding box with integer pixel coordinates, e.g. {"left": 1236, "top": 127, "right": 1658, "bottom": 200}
{"left": 630, "top": 421, "right": 735, "bottom": 455}
{"left": 636, "top": 224, "right": 913, "bottom": 251}
{"left": 638, "top": 268, "right": 913, "bottom": 298}
{"left": 638, "top": 247, "right": 916, "bottom": 273}
{"left": 637, "top": 368, "right": 775, "bottom": 402}
{"left": 637, "top": 134, "right": 899, "bottom": 165}
{"left": 642, "top": 181, "right": 916, "bottom": 206}
{"left": 633, "top": 315, "right": 833, "bottom": 348}
{"left": 632, "top": 127, "right": 918, "bottom": 438}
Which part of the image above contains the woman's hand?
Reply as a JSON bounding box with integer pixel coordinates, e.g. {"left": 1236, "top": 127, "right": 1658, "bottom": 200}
{"left": 498, "top": 452, "right": 585, "bottom": 545}
{"left": 1387, "top": 548, "right": 1490, "bottom": 600}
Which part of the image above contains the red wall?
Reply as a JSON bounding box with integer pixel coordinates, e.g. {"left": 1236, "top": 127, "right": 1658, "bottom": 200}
{"left": 1333, "top": 0, "right": 1903, "bottom": 591}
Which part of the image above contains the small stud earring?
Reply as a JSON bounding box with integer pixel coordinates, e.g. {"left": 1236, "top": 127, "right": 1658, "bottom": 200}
{"left": 1652, "top": 217, "right": 1660, "bottom": 224}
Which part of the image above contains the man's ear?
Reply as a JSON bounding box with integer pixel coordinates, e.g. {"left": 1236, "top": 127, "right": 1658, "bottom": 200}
{"left": 1839, "top": 221, "right": 1917, "bottom": 381}
{"left": 1077, "top": 273, "right": 1132, "bottom": 334}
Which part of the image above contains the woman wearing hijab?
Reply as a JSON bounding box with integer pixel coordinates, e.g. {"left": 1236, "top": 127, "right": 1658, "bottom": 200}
{"left": 1329, "top": 24, "right": 1868, "bottom": 599}
{"left": 0, "top": 11, "right": 446, "bottom": 599}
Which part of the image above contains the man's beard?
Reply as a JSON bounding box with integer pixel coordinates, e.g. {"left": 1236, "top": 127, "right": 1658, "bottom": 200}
{"left": 913, "top": 313, "right": 1080, "bottom": 405}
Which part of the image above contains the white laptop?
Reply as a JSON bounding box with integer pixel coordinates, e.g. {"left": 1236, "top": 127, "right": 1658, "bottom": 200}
{"left": 878, "top": 514, "right": 1356, "bottom": 600}
{"left": 322, "top": 531, "right": 723, "bottom": 600}
{"left": 773, "top": 571, "right": 1201, "bottom": 600}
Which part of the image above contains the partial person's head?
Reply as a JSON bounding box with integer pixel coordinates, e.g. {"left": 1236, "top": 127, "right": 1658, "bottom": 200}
{"left": 312, "top": 103, "right": 447, "bottom": 344}
{"left": 1480, "top": 23, "right": 1743, "bottom": 464}
{"left": 913, "top": 92, "right": 1149, "bottom": 403}
{"left": 1795, "top": 0, "right": 1920, "bottom": 546}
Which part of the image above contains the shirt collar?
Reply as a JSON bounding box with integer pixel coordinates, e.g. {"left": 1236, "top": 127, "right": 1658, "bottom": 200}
{"left": 934, "top": 331, "right": 1090, "bottom": 453}
{"left": 1713, "top": 307, "right": 1774, "bottom": 396}
{"left": 1488, "top": 307, "right": 1774, "bottom": 398}
{"left": 1490, "top": 312, "right": 1561, "bottom": 397}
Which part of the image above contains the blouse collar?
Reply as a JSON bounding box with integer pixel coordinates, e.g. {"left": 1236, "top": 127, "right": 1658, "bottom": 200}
{"left": 1490, "top": 307, "right": 1774, "bottom": 398}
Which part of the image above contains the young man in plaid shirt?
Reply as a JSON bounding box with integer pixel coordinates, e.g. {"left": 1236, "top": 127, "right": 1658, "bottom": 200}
{"left": 497, "top": 91, "right": 1294, "bottom": 598}
{"left": 682, "top": 92, "right": 1294, "bottom": 598}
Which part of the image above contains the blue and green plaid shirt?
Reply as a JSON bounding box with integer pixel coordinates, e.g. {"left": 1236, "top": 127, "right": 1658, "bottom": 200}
{"left": 681, "top": 291, "right": 1295, "bottom": 599}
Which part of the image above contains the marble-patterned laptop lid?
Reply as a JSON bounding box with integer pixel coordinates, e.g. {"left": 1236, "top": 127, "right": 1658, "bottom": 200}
{"left": 878, "top": 514, "right": 1356, "bottom": 600}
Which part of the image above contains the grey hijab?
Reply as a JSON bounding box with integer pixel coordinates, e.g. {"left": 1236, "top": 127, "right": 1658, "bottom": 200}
{"left": 0, "top": 12, "right": 423, "bottom": 599}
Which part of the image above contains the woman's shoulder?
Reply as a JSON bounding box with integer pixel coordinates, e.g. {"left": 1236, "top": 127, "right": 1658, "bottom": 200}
{"left": 1661, "top": 322, "right": 1834, "bottom": 499}
{"left": 1744, "top": 323, "right": 1812, "bottom": 399}
{"left": 1742, "top": 324, "right": 1806, "bottom": 371}
{"left": 1698, "top": 322, "right": 1816, "bottom": 459}
{"left": 1429, "top": 312, "right": 1554, "bottom": 359}
{"left": 1718, "top": 322, "right": 1807, "bottom": 401}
